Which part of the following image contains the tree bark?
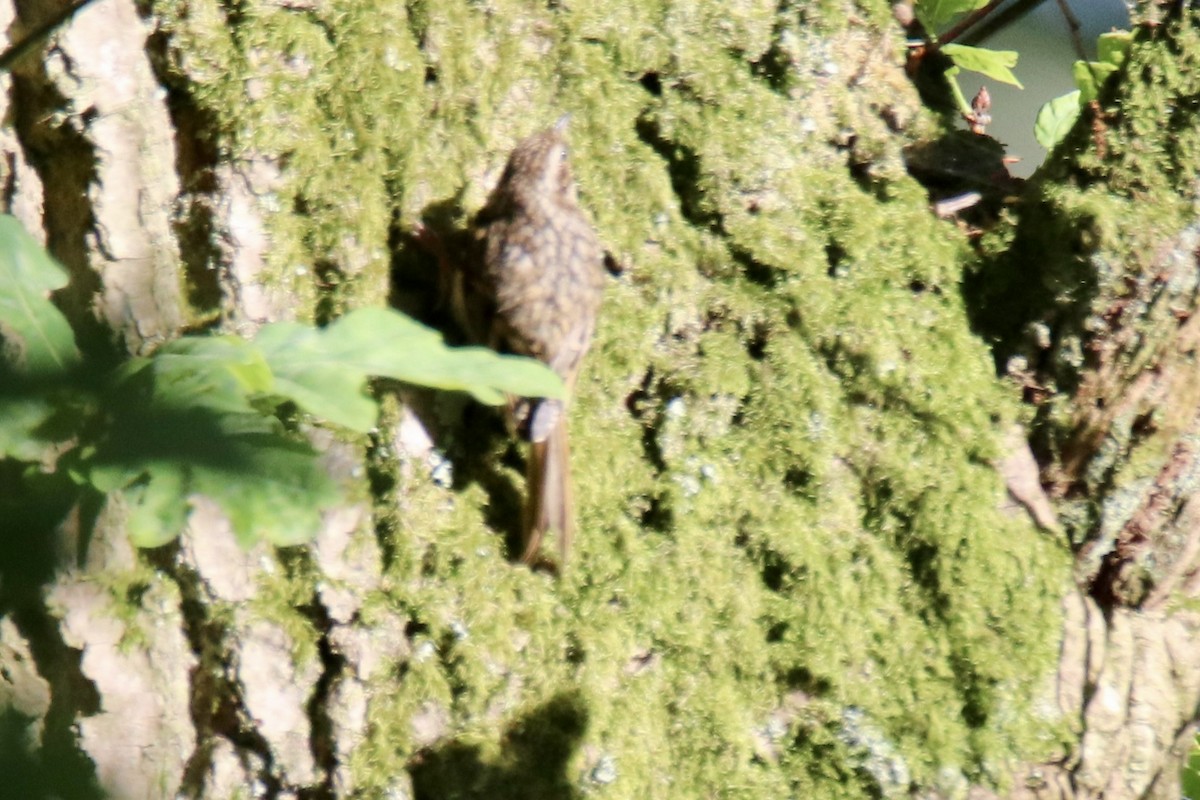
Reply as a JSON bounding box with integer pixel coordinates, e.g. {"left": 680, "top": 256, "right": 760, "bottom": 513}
{"left": 0, "top": 0, "right": 1197, "bottom": 798}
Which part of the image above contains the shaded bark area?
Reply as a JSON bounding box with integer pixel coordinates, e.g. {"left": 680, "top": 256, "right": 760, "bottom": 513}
{"left": 0, "top": 1, "right": 1196, "bottom": 799}
{"left": 968, "top": 6, "right": 1200, "bottom": 798}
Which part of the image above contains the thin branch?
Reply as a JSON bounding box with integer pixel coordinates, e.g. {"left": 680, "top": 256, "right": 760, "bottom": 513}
{"left": 1056, "top": 0, "right": 1088, "bottom": 61}
{"left": 0, "top": 0, "right": 102, "bottom": 73}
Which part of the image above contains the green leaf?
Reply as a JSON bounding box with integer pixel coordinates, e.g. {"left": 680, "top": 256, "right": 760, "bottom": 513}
{"left": 80, "top": 305, "right": 568, "bottom": 548}
{"left": 347, "top": 307, "right": 565, "bottom": 402}
{"left": 914, "top": 0, "right": 990, "bottom": 35}
{"left": 254, "top": 321, "right": 380, "bottom": 433}
{"left": 88, "top": 459, "right": 135, "bottom": 493}
{"left": 395, "top": 345, "right": 563, "bottom": 405}
{"left": 1097, "top": 31, "right": 1132, "bottom": 69}
{"left": 256, "top": 308, "right": 565, "bottom": 417}
{"left": 120, "top": 471, "right": 189, "bottom": 548}
{"left": 0, "top": 395, "right": 57, "bottom": 460}
{"left": 1184, "top": 735, "right": 1200, "bottom": 800}
{"left": 154, "top": 336, "right": 274, "bottom": 396}
{"left": 193, "top": 431, "right": 341, "bottom": 546}
{"left": 89, "top": 410, "right": 340, "bottom": 548}
{"left": 941, "top": 44, "right": 1023, "bottom": 89}
{"left": 0, "top": 215, "right": 80, "bottom": 377}
{"left": 1034, "top": 90, "right": 1082, "bottom": 150}
{"left": 1072, "top": 60, "right": 1118, "bottom": 104}
{"left": 115, "top": 336, "right": 274, "bottom": 416}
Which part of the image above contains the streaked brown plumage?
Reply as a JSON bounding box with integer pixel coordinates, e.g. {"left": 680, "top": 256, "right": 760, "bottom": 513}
{"left": 472, "top": 119, "right": 605, "bottom": 565}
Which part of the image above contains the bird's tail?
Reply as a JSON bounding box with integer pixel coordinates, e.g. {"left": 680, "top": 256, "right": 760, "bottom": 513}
{"left": 521, "top": 416, "right": 573, "bottom": 565}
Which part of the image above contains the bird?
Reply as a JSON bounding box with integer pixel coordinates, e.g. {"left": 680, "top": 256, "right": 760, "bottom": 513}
{"left": 470, "top": 118, "right": 606, "bottom": 565}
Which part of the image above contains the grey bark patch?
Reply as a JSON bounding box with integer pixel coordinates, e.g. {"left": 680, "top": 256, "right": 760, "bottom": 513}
{"left": 329, "top": 614, "right": 409, "bottom": 684}
{"left": 201, "top": 737, "right": 267, "bottom": 800}
{"left": 52, "top": 0, "right": 183, "bottom": 354}
{"left": 184, "top": 496, "right": 266, "bottom": 604}
{"left": 231, "top": 615, "right": 320, "bottom": 787}
{"left": 0, "top": 0, "right": 45, "bottom": 233}
{"left": 1047, "top": 592, "right": 1200, "bottom": 800}
{"left": 326, "top": 616, "right": 409, "bottom": 794}
{"left": 999, "top": 424, "right": 1059, "bottom": 532}
{"left": 48, "top": 575, "right": 194, "bottom": 800}
{"left": 216, "top": 157, "right": 292, "bottom": 327}
{"left": 409, "top": 701, "right": 450, "bottom": 748}
{"left": 312, "top": 505, "right": 378, "bottom": 625}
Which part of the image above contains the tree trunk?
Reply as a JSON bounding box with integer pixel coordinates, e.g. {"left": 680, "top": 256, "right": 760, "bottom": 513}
{"left": 0, "top": 0, "right": 1197, "bottom": 798}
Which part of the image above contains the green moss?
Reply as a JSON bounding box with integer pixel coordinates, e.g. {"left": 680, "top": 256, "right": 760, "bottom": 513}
{"left": 152, "top": 0, "right": 1073, "bottom": 795}
{"left": 249, "top": 552, "right": 321, "bottom": 664}
{"left": 969, "top": 13, "right": 1200, "bottom": 595}
{"left": 107, "top": 569, "right": 183, "bottom": 654}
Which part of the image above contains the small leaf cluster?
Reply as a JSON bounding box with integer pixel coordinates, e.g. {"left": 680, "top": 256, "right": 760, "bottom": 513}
{"left": 0, "top": 216, "right": 562, "bottom": 548}
{"left": 1034, "top": 31, "right": 1133, "bottom": 150}
{"left": 913, "top": 0, "right": 1023, "bottom": 117}
{"left": 941, "top": 42, "right": 1022, "bottom": 91}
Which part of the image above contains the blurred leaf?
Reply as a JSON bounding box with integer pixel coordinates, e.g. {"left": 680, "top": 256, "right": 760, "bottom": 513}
{"left": 0, "top": 366, "right": 92, "bottom": 465}
{"left": 120, "top": 471, "right": 189, "bottom": 548}
{"left": 340, "top": 307, "right": 565, "bottom": 403}
{"left": 85, "top": 306, "right": 564, "bottom": 549}
{"left": 0, "top": 395, "right": 57, "bottom": 461}
{"left": 1073, "top": 60, "right": 1118, "bottom": 104}
{"left": 192, "top": 430, "right": 340, "bottom": 546}
{"left": 89, "top": 409, "right": 339, "bottom": 548}
{"left": 254, "top": 321, "right": 380, "bottom": 433}
{"left": 382, "top": 343, "right": 563, "bottom": 405}
{"left": 0, "top": 215, "right": 80, "bottom": 377}
{"left": 115, "top": 336, "right": 273, "bottom": 416}
{"left": 0, "top": 215, "right": 358, "bottom": 550}
{"left": 151, "top": 336, "right": 273, "bottom": 407}
{"left": 257, "top": 307, "right": 564, "bottom": 419}
{"left": 1035, "top": 90, "right": 1082, "bottom": 150}
{"left": 1185, "top": 736, "right": 1200, "bottom": 800}
{"left": 942, "top": 44, "right": 1023, "bottom": 88}
{"left": 156, "top": 336, "right": 273, "bottom": 391}
{"left": 914, "top": 0, "right": 989, "bottom": 35}
{"left": 1097, "top": 31, "right": 1132, "bottom": 68}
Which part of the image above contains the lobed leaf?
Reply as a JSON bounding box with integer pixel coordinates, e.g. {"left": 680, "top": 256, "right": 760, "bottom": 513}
{"left": 942, "top": 44, "right": 1023, "bottom": 88}
{"left": 115, "top": 336, "right": 274, "bottom": 416}
{"left": 120, "top": 471, "right": 189, "bottom": 548}
{"left": 89, "top": 410, "right": 339, "bottom": 548}
{"left": 192, "top": 430, "right": 341, "bottom": 546}
{"left": 0, "top": 395, "right": 58, "bottom": 461}
{"left": 342, "top": 307, "right": 565, "bottom": 402}
{"left": 0, "top": 215, "right": 80, "bottom": 377}
{"left": 73, "top": 301, "right": 568, "bottom": 548}
{"left": 254, "top": 320, "right": 381, "bottom": 433}
{"left": 256, "top": 307, "right": 564, "bottom": 420}
{"left": 380, "top": 343, "right": 564, "bottom": 405}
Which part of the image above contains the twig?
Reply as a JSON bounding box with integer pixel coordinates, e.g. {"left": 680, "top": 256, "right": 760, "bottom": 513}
{"left": 931, "top": 0, "right": 1007, "bottom": 52}
{"left": 1055, "top": 0, "right": 1088, "bottom": 61}
{"left": 0, "top": 0, "right": 101, "bottom": 73}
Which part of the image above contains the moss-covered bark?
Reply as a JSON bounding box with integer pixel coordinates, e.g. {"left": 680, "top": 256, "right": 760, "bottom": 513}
{"left": 968, "top": 9, "right": 1200, "bottom": 799}
{"left": 970, "top": 9, "right": 1200, "bottom": 600}
{"left": 12, "top": 0, "right": 1171, "bottom": 797}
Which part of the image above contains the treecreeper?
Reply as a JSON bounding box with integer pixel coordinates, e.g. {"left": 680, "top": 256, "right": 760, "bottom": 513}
{"left": 468, "top": 119, "right": 605, "bottom": 565}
